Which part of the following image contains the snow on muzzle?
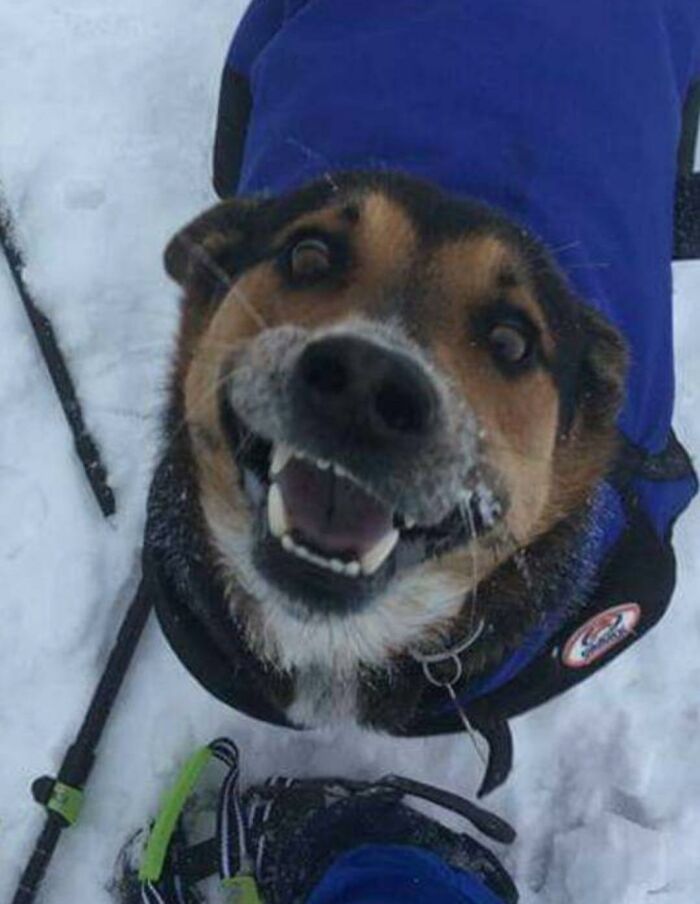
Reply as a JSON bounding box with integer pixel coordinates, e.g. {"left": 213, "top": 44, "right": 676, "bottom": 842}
{"left": 222, "top": 321, "right": 505, "bottom": 613}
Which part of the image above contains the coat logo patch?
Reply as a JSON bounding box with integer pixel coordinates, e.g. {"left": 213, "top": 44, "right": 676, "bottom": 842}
{"left": 562, "top": 603, "right": 641, "bottom": 669}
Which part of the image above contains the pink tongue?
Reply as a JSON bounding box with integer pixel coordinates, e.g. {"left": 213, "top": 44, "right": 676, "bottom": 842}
{"left": 277, "top": 458, "right": 393, "bottom": 557}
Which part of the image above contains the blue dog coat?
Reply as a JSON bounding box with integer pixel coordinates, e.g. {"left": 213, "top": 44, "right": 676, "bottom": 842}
{"left": 217, "top": 0, "right": 699, "bottom": 535}
{"left": 146, "top": 0, "right": 700, "bottom": 789}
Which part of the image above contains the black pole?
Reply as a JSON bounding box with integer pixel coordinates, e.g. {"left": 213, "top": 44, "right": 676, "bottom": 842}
{"left": 11, "top": 582, "right": 152, "bottom": 904}
{"left": 1, "top": 185, "right": 147, "bottom": 904}
{"left": 0, "top": 193, "right": 116, "bottom": 517}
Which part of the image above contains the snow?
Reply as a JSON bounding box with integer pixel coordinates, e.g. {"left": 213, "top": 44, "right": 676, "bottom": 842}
{"left": 1, "top": 2, "right": 699, "bottom": 902}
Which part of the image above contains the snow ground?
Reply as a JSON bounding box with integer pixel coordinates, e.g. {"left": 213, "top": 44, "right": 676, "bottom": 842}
{"left": 1, "top": 2, "right": 699, "bottom": 902}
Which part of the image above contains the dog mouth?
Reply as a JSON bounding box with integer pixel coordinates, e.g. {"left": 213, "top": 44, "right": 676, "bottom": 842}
{"left": 269, "top": 444, "right": 405, "bottom": 579}
{"left": 220, "top": 399, "right": 502, "bottom": 615}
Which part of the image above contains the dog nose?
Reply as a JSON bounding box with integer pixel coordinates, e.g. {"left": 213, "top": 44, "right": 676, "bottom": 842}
{"left": 291, "top": 335, "right": 438, "bottom": 445}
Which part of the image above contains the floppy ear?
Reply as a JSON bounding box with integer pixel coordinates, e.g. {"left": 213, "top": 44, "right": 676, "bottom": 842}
{"left": 164, "top": 196, "right": 272, "bottom": 304}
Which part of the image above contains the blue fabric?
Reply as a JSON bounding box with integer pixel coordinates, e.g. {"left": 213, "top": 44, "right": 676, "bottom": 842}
{"left": 224, "top": 0, "right": 699, "bottom": 538}
{"left": 305, "top": 844, "right": 506, "bottom": 904}
{"left": 448, "top": 481, "right": 625, "bottom": 709}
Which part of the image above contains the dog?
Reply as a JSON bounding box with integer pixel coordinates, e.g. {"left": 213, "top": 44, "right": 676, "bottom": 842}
{"left": 144, "top": 1, "right": 698, "bottom": 761}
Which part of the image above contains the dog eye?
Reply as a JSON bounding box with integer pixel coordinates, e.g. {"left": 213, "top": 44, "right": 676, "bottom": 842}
{"left": 289, "top": 238, "right": 332, "bottom": 279}
{"left": 487, "top": 323, "right": 532, "bottom": 366}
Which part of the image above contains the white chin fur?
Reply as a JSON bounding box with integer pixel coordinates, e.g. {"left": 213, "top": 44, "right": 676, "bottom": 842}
{"left": 204, "top": 506, "right": 469, "bottom": 725}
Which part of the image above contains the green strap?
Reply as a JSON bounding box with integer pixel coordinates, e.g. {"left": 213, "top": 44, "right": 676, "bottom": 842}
{"left": 222, "top": 875, "right": 263, "bottom": 904}
{"left": 139, "top": 746, "right": 214, "bottom": 882}
{"left": 47, "top": 782, "right": 84, "bottom": 825}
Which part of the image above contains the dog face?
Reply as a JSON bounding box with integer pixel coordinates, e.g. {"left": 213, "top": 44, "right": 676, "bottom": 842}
{"left": 165, "top": 172, "right": 625, "bottom": 675}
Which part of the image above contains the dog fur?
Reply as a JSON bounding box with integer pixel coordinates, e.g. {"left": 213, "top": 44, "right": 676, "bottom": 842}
{"left": 162, "top": 171, "right": 626, "bottom": 729}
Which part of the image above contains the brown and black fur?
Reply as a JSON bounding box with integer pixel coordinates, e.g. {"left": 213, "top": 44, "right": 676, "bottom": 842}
{"left": 159, "top": 171, "right": 627, "bottom": 730}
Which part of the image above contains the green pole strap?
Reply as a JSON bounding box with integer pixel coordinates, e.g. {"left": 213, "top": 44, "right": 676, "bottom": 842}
{"left": 46, "top": 782, "right": 84, "bottom": 826}
{"left": 138, "top": 746, "right": 214, "bottom": 883}
{"left": 222, "top": 875, "right": 263, "bottom": 904}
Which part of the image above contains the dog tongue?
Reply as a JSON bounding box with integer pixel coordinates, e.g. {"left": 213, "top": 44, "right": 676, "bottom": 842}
{"left": 277, "top": 458, "right": 393, "bottom": 556}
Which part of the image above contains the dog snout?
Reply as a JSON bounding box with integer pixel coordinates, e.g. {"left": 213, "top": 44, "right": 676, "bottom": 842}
{"left": 291, "top": 335, "right": 439, "bottom": 449}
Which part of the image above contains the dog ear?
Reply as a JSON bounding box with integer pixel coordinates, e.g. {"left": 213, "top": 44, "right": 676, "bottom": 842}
{"left": 575, "top": 304, "right": 628, "bottom": 427}
{"left": 164, "top": 197, "right": 272, "bottom": 304}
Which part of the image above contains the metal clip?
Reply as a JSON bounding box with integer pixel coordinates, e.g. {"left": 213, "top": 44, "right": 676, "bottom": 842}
{"left": 412, "top": 619, "right": 489, "bottom": 767}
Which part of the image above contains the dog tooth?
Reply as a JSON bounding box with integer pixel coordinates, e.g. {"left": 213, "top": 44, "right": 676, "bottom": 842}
{"left": 267, "top": 484, "right": 289, "bottom": 538}
{"left": 303, "top": 546, "right": 334, "bottom": 570}
{"left": 282, "top": 534, "right": 295, "bottom": 552}
{"left": 404, "top": 516, "right": 416, "bottom": 530}
{"left": 315, "top": 458, "right": 331, "bottom": 470}
{"left": 361, "top": 529, "right": 399, "bottom": 576}
{"left": 279, "top": 537, "right": 363, "bottom": 578}
{"left": 278, "top": 532, "right": 364, "bottom": 577}
{"left": 287, "top": 539, "right": 317, "bottom": 565}
{"left": 270, "top": 443, "right": 294, "bottom": 477}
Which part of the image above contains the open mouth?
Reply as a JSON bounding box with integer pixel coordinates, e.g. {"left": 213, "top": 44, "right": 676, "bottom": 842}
{"left": 268, "top": 444, "right": 407, "bottom": 579}
{"left": 220, "top": 398, "right": 501, "bottom": 614}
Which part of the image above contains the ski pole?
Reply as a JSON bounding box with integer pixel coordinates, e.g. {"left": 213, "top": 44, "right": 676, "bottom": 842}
{"left": 11, "top": 581, "right": 152, "bottom": 904}
{"left": 0, "top": 192, "right": 116, "bottom": 517}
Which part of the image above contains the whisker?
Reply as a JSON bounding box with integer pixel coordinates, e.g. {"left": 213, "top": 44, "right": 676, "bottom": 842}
{"left": 232, "top": 428, "right": 257, "bottom": 461}
{"left": 178, "top": 233, "right": 269, "bottom": 330}
{"left": 323, "top": 171, "right": 340, "bottom": 194}
{"left": 184, "top": 236, "right": 234, "bottom": 292}
{"left": 462, "top": 500, "right": 480, "bottom": 633}
{"left": 546, "top": 240, "right": 584, "bottom": 256}
{"left": 513, "top": 546, "right": 534, "bottom": 589}
{"left": 91, "top": 405, "right": 159, "bottom": 423}
{"left": 229, "top": 281, "right": 269, "bottom": 331}
{"left": 158, "top": 344, "right": 258, "bottom": 458}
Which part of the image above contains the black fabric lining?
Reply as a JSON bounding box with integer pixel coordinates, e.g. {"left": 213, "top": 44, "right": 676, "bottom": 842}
{"left": 674, "top": 173, "right": 700, "bottom": 259}
{"left": 213, "top": 68, "right": 252, "bottom": 199}
{"left": 144, "top": 439, "right": 684, "bottom": 795}
{"left": 465, "top": 500, "right": 677, "bottom": 724}
{"left": 396, "top": 499, "right": 677, "bottom": 795}
{"left": 678, "top": 81, "right": 700, "bottom": 177}
{"left": 143, "top": 451, "right": 295, "bottom": 729}
{"left": 145, "top": 432, "right": 686, "bottom": 727}
{"left": 674, "top": 81, "right": 700, "bottom": 259}
{"left": 396, "top": 492, "right": 676, "bottom": 735}
{"left": 146, "top": 550, "right": 293, "bottom": 729}
{"left": 616, "top": 429, "right": 697, "bottom": 484}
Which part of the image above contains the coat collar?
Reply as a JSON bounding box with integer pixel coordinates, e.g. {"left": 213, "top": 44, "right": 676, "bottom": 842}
{"left": 144, "top": 445, "right": 621, "bottom": 736}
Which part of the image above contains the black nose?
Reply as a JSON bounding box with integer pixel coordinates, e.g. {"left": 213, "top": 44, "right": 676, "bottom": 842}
{"left": 291, "top": 335, "right": 439, "bottom": 447}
